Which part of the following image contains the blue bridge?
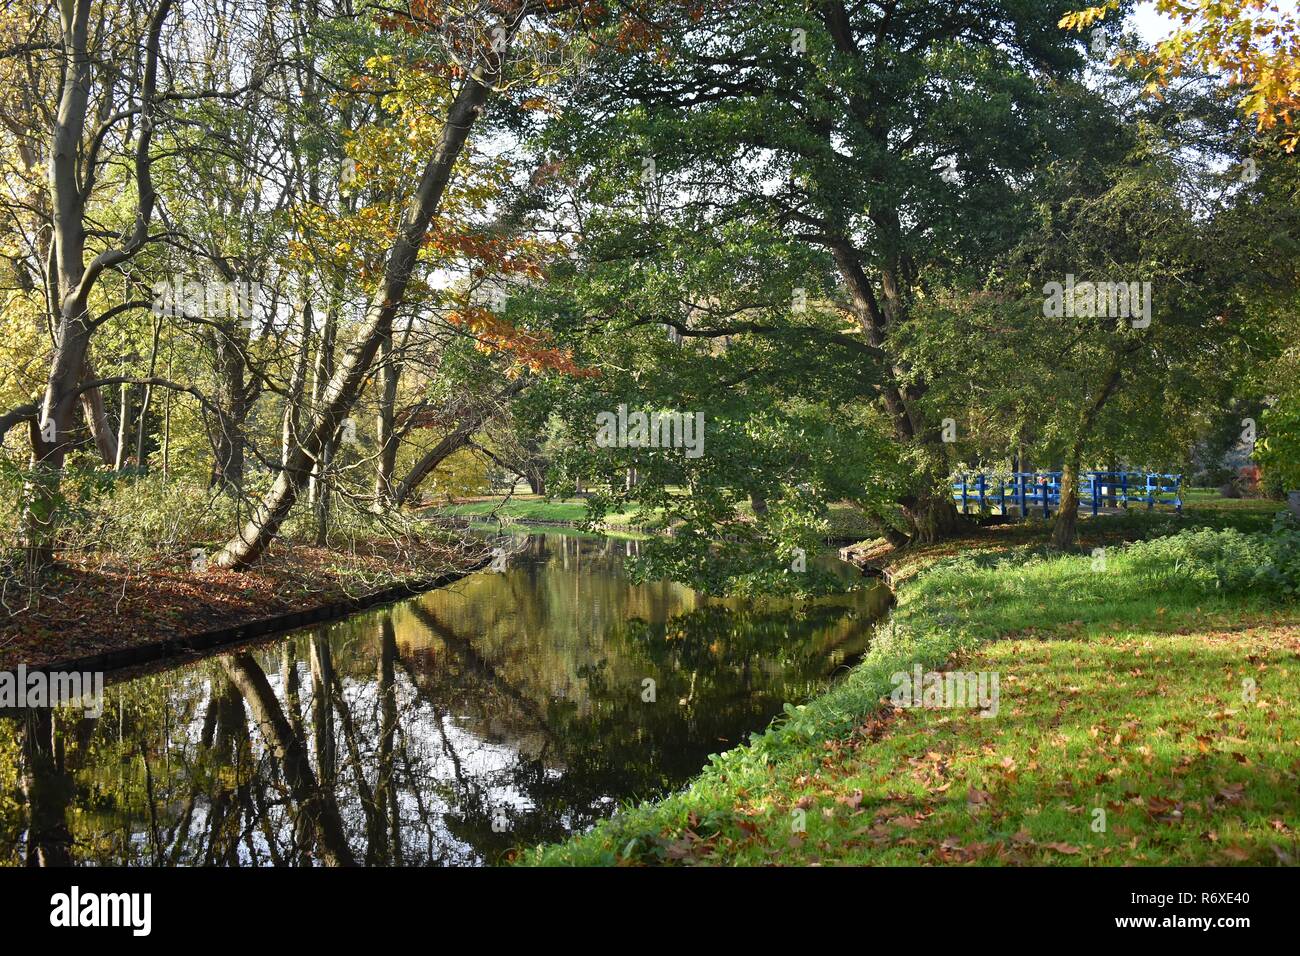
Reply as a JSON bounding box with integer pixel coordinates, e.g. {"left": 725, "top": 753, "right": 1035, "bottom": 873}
{"left": 952, "top": 471, "right": 1183, "bottom": 518}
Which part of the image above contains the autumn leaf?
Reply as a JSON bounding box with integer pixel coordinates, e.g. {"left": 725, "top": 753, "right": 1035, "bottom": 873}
{"left": 1043, "top": 842, "right": 1081, "bottom": 855}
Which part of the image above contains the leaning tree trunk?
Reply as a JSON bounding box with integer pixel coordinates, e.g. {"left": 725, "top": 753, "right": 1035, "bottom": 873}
{"left": 214, "top": 71, "right": 496, "bottom": 569}
{"left": 221, "top": 652, "right": 355, "bottom": 866}
{"left": 390, "top": 378, "right": 529, "bottom": 507}
{"left": 79, "top": 362, "right": 119, "bottom": 466}
{"left": 829, "top": 239, "right": 964, "bottom": 545}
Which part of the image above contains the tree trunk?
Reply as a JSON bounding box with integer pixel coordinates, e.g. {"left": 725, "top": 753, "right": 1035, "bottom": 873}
{"left": 307, "top": 292, "right": 337, "bottom": 511}
{"left": 135, "top": 311, "right": 163, "bottom": 469}
{"left": 313, "top": 440, "right": 333, "bottom": 547}
{"left": 374, "top": 330, "right": 399, "bottom": 508}
{"left": 79, "top": 363, "right": 118, "bottom": 466}
{"left": 114, "top": 381, "right": 130, "bottom": 470}
{"left": 1049, "top": 348, "right": 1131, "bottom": 548}
{"left": 1051, "top": 455, "right": 1082, "bottom": 549}
{"left": 901, "top": 481, "right": 965, "bottom": 544}
{"left": 209, "top": 323, "right": 248, "bottom": 495}
{"left": 389, "top": 378, "right": 527, "bottom": 507}
{"left": 829, "top": 240, "right": 964, "bottom": 545}
{"left": 21, "top": 0, "right": 173, "bottom": 567}
{"left": 282, "top": 295, "right": 312, "bottom": 469}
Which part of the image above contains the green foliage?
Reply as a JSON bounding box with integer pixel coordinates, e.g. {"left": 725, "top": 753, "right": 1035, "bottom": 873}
{"left": 1258, "top": 390, "right": 1300, "bottom": 491}
{"left": 1124, "top": 526, "right": 1300, "bottom": 597}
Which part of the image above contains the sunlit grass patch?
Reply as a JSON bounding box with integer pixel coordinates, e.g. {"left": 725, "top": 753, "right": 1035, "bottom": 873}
{"left": 432, "top": 497, "right": 648, "bottom": 526}
{"left": 718, "top": 615, "right": 1300, "bottom": 866}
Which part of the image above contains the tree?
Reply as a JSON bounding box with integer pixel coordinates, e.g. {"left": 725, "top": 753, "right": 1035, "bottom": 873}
{"left": 13, "top": 0, "right": 178, "bottom": 567}
{"left": 1063, "top": 0, "right": 1300, "bottom": 151}
{"left": 214, "top": 0, "right": 597, "bottom": 567}
{"left": 536, "top": 0, "right": 1120, "bottom": 544}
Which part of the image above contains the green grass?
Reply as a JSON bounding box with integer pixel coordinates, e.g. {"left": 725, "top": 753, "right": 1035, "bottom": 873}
{"left": 433, "top": 498, "right": 587, "bottom": 522}
{"left": 520, "top": 520, "right": 1300, "bottom": 866}
{"left": 433, "top": 496, "right": 879, "bottom": 539}
{"left": 432, "top": 497, "right": 648, "bottom": 526}
{"left": 1182, "top": 487, "right": 1285, "bottom": 512}
{"left": 825, "top": 503, "right": 878, "bottom": 538}
{"left": 465, "top": 520, "right": 645, "bottom": 541}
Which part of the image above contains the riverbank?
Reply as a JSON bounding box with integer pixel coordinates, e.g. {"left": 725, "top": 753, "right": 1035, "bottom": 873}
{"left": 522, "top": 503, "right": 1300, "bottom": 865}
{"left": 0, "top": 538, "right": 489, "bottom": 673}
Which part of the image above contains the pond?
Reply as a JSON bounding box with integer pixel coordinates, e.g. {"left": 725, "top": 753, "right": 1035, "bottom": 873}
{"left": 0, "top": 531, "right": 890, "bottom": 866}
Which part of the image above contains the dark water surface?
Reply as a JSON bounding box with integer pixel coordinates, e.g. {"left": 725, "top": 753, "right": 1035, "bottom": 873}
{"left": 1, "top": 532, "right": 889, "bottom": 866}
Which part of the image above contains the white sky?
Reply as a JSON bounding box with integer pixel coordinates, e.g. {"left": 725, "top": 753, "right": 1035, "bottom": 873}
{"left": 1130, "top": 0, "right": 1300, "bottom": 43}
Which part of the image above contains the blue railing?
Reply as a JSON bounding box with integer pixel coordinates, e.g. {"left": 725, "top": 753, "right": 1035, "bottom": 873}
{"left": 952, "top": 471, "right": 1182, "bottom": 517}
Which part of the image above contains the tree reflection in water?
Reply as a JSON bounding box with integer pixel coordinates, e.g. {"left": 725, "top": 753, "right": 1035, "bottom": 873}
{"left": 0, "top": 532, "right": 889, "bottom": 866}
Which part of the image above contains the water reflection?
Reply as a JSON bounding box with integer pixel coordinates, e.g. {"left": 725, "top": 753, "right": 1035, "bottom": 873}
{"left": 0, "top": 533, "right": 889, "bottom": 866}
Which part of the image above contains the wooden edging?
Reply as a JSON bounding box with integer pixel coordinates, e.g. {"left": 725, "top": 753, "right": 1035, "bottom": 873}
{"left": 34, "top": 556, "right": 492, "bottom": 679}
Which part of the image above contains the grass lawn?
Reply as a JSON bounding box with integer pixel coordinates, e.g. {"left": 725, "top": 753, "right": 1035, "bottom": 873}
{"left": 520, "top": 507, "right": 1300, "bottom": 866}
{"left": 431, "top": 496, "right": 650, "bottom": 526}
{"left": 432, "top": 495, "right": 883, "bottom": 539}
{"left": 433, "top": 497, "right": 596, "bottom": 523}
{"left": 1182, "top": 487, "right": 1284, "bottom": 512}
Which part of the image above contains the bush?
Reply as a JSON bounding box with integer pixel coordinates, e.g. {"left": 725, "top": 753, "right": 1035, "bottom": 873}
{"left": 1123, "top": 527, "right": 1300, "bottom": 598}
{"left": 82, "top": 474, "right": 240, "bottom": 556}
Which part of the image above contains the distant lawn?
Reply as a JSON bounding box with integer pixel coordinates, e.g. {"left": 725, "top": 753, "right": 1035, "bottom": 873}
{"left": 1183, "top": 486, "right": 1285, "bottom": 513}
{"left": 435, "top": 497, "right": 589, "bottom": 523}
{"left": 431, "top": 497, "right": 648, "bottom": 527}
{"left": 432, "top": 495, "right": 880, "bottom": 539}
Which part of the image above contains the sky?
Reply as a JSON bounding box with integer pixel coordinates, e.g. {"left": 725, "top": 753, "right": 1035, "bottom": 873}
{"left": 1131, "top": 2, "right": 1176, "bottom": 43}
{"left": 1130, "top": 0, "right": 1300, "bottom": 44}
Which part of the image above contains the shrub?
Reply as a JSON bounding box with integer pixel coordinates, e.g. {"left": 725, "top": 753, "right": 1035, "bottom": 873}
{"left": 1123, "top": 527, "right": 1300, "bottom": 598}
